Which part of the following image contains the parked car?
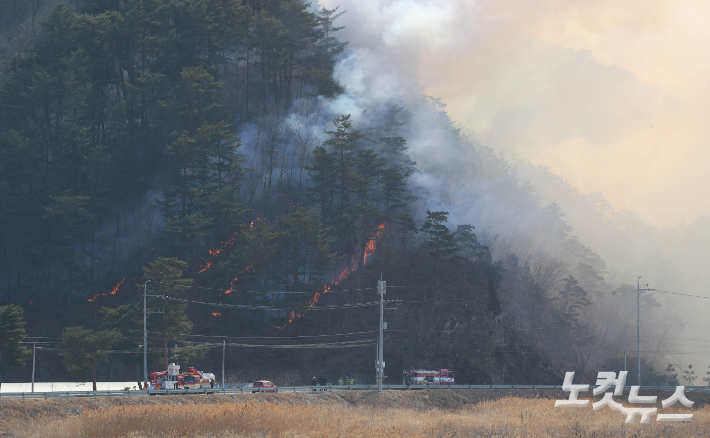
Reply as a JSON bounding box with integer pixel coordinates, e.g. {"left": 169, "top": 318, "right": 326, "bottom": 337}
{"left": 252, "top": 380, "right": 277, "bottom": 393}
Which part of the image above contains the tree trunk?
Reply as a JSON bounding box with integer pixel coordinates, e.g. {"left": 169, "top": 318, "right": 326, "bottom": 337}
{"left": 17, "top": 238, "right": 23, "bottom": 291}
{"left": 90, "top": 233, "right": 95, "bottom": 281}
{"left": 245, "top": 47, "right": 250, "bottom": 117}
{"left": 5, "top": 243, "right": 10, "bottom": 304}
{"left": 91, "top": 357, "right": 97, "bottom": 391}
{"left": 57, "top": 265, "right": 61, "bottom": 299}
{"left": 162, "top": 333, "right": 168, "bottom": 371}
{"left": 135, "top": 363, "right": 141, "bottom": 389}
{"left": 67, "top": 242, "right": 73, "bottom": 311}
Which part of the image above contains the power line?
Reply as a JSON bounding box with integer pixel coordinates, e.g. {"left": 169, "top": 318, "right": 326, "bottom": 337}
{"left": 20, "top": 341, "right": 61, "bottom": 344}
{"left": 162, "top": 296, "right": 381, "bottom": 311}
{"left": 652, "top": 290, "right": 710, "bottom": 300}
{"left": 171, "top": 330, "right": 380, "bottom": 340}
{"left": 103, "top": 301, "right": 142, "bottom": 330}
{"left": 640, "top": 335, "right": 710, "bottom": 344}
{"left": 385, "top": 285, "right": 482, "bottom": 289}
{"left": 396, "top": 300, "right": 485, "bottom": 304}
{"left": 219, "top": 340, "right": 376, "bottom": 349}
{"left": 39, "top": 338, "right": 377, "bottom": 353}
{"left": 642, "top": 277, "right": 710, "bottom": 288}
{"left": 163, "top": 283, "right": 376, "bottom": 294}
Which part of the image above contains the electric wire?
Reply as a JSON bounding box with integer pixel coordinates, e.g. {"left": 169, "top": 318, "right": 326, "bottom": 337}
{"left": 161, "top": 283, "right": 376, "bottom": 294}
{"left": 161, "top": 295, "right": 381, "bottom": 311}
{"left": 160, "top": 330, "right": 381, "bottom": 340}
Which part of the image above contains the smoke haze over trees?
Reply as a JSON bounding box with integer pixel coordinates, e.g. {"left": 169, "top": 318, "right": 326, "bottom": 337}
{"left": 0, "top": 0, "right": 703, "bottom": 386}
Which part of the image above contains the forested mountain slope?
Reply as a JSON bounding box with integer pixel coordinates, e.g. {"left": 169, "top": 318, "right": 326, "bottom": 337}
{"left": 0, "top": 0, "right": 679, "bottom": 386}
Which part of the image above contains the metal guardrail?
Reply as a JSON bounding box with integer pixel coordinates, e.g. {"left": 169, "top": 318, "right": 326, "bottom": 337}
{"left": 2, "top": 384, "right": 710, "bottom": 400}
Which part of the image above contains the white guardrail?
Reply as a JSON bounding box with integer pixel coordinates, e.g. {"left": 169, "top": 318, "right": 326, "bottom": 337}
{"left": 2, "top": 384, "right": 710, "bottom": 400}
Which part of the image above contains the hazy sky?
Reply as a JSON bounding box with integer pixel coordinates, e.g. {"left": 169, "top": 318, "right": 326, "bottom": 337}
{"left": 323, "top": 0, "right": 710, "bottom": 227}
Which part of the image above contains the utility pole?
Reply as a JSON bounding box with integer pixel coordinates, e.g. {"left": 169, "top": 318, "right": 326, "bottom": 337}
{"left": 636, "top": 275, "right": 641, "bottom": 386}
{"left": 222, "top": 340, "right": 226, "bottom": 389}
{"left": 377, "top": 279, "right": 386, "bottom": 392}
{"left": 624, "top": 349, "right": 627, "bottom": 372}
{"left": 143, "top": 280, "right": 151, "bottom": 387}
{"left": 31, "top": 343, "right": 36, "bottom": 393}
{"left": 636, "top": 276, "right": 655, "bottom": 385}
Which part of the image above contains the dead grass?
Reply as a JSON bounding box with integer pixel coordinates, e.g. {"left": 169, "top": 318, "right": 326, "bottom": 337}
{"left": 22, "top": 396, "right": 710, "bottom": 437}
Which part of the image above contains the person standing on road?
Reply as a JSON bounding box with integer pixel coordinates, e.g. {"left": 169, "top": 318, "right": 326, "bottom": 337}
{"left": 312, "top": 376, "right": 317, "bottom": 386}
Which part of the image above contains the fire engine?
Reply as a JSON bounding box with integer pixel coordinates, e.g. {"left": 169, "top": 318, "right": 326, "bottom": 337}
{"left": 150, "top": 363, "right": 216, "bottom": 389}
{"left": 403, "top": 369, "right": 455, "bottom": 385}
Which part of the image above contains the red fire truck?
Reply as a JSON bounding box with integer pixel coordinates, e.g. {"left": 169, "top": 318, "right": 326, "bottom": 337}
{"left": 149, "top": 363, "right": 216, "bottom": 389}
{"left": 403, "top": 369, "right": 455, "bottom": 385}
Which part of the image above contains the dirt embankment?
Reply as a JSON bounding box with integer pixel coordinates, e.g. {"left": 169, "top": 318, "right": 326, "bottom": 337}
{"left": 0, "top": 389, "right": 550, "bottom": 425}
{"left": 2, "top": 388, "right": 710, "bottom": 435}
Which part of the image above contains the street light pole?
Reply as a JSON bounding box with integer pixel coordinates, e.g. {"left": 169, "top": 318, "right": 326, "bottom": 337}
{"left": 377, "top": 279, "right": 386, "bottom": 392}
{"left": 144, "top": 279, "right": 151, "bottom": 387}
{"left": 31, "top": 343, "right": 36, "bottom": 393}
{"left": 636, "top": 276, "right": 655, "bottom": 385}
{"left": 637, "top": 276, "right": 641, "bottom": 385}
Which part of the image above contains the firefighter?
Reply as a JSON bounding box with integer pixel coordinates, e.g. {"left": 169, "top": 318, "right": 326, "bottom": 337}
{"left": 338, "top": 376, "right": 344, "bottom": 385}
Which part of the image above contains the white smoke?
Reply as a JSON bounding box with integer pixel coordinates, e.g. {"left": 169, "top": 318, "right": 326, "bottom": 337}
{"left": 311, "top": 0, "right": 710, "bottom": 376}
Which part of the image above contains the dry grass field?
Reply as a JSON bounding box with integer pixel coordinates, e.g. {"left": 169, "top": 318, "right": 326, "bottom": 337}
{"left": 12, "top": 394, "right": 710, "bottom": 437}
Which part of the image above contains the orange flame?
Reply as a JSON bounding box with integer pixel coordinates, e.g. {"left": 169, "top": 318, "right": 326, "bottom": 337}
{"left": 89, "top": 277, "right": 127, "bottom": 302}
{"left": 200, "top": 228, "right": 246, "bottom": 274}
{"left": 274, "top": 223, "right": 386, "bottom": 329}
{"left": 212, "top": 312, "right": 222, "bottom": 317}
{"left": 363, "top": 223, "right": 385, "bottom": 265}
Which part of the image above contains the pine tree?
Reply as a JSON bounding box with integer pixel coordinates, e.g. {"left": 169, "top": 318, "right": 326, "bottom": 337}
{"left": 420, "top": 211, "right": 459, "bottom": 290}
{"left": 323, "top": 114, "right": 363, "bottom": 212}
{"left": 487, "top": 280, "right": 502, "bottom": 317}
{"left": 305, "top": 146, "right": 336, "bottom": 223}
{"left": 100, "top": 303, "right": 161, "bottom": 384}
{"left": 0, "top": 305, "right": 29, "bottom": 390}
{"left": 308, "top": 6, "right": 345, "bottom": 96}
{"left": 394, "top": 213, "right": 417, "bottom": 254}
{"left": 683, "top": 364, "right": 697, "bottom": 386}
{"left": 59, "top": 326, "right": 121, "bottom": 391}
{"left": 278, "top": 206, "right": 334, "bottom": 287}
{"left": 142, "top": 257, "right": 194, "bottom": 370}
{"left": 558, "top": 276, "right": 591, "bottom": 325}
{"left": 43, "top": 194, "right": 96, "bottom": 311}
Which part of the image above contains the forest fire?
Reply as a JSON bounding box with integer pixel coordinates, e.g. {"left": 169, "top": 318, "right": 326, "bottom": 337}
{"left": 274, "top": 223, "right": 386, "bottom": 329}
{"left": 199, "top": 218, "right": 260, "bottom": 274}
{"left": 363, "top": 223, "right": 385, "bottom": 264}
{"left": 88, "top": 277, "right": 126, "bottom": 302}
